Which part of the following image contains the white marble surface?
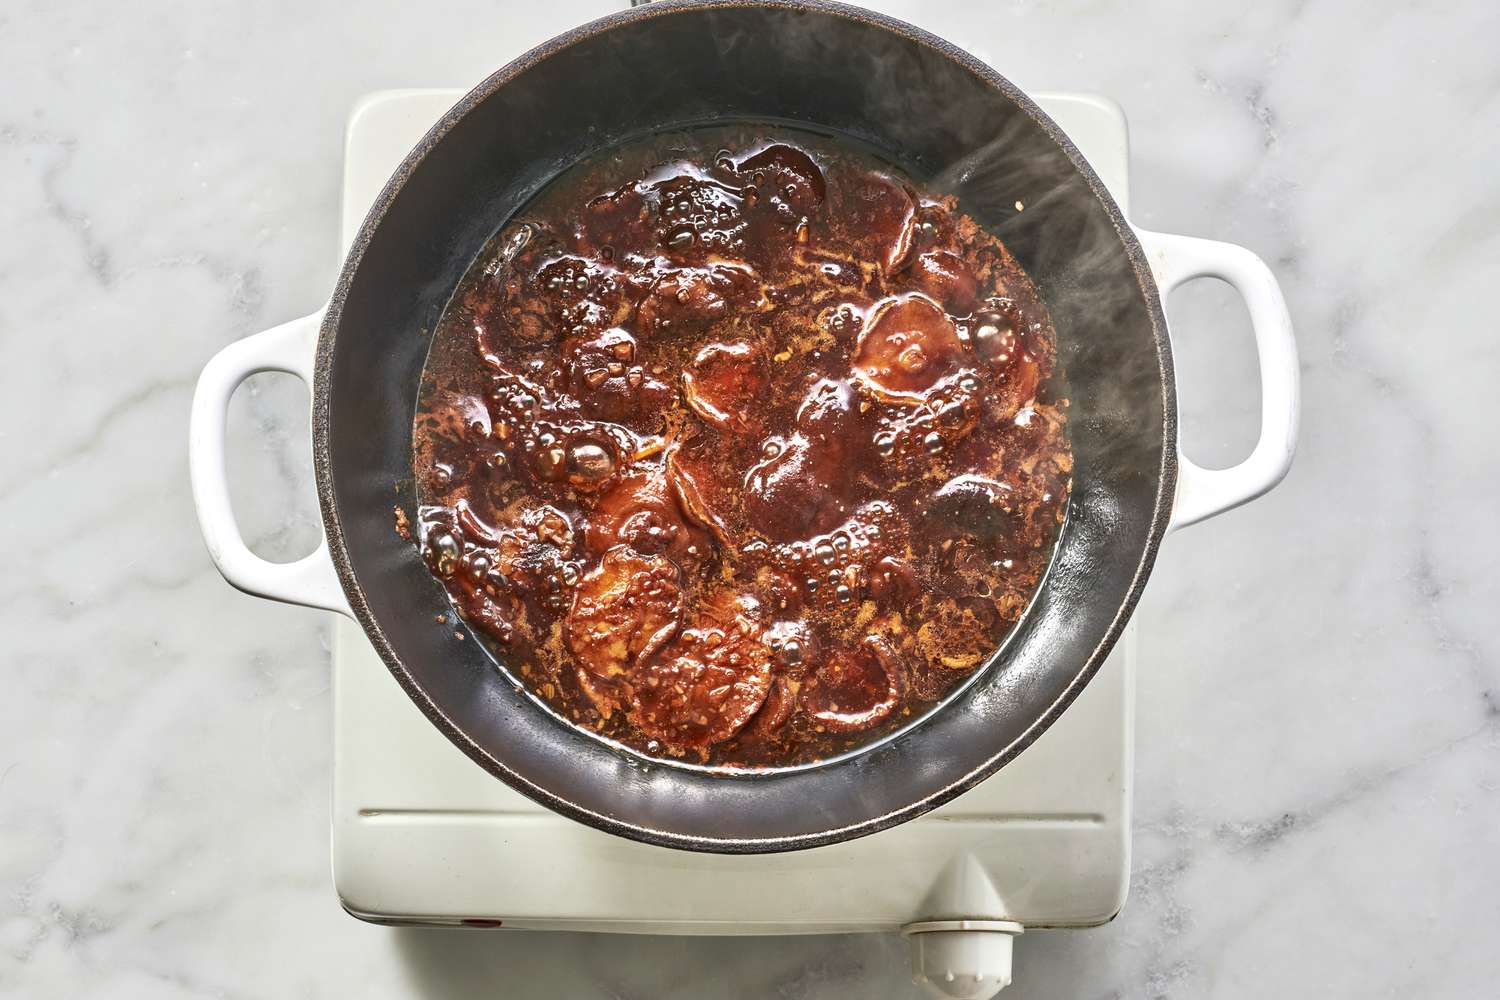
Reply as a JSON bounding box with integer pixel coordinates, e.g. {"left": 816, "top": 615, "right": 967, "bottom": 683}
{"left": 3, "top": 0, "right": 1498, "bottom": 996}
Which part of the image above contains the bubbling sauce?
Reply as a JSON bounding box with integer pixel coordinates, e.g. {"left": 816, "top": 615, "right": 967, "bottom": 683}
{"left": 410, "top": 126, "right": 1071, "bottom": 767}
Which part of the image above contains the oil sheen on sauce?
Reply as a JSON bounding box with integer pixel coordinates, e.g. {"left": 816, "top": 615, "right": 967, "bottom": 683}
{"left": 409, "top": 126, "right": 1072, "bottom": 768}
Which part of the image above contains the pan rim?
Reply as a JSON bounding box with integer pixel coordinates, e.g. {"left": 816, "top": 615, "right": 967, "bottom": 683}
{"left": 312, "top": 0, "right": 1177, "bottom": 854}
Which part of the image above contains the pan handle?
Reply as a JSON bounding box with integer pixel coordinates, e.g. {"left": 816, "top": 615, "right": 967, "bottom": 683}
{"left": 1134, "top": 229, "right": 1300, "bottom": 531}
{"left": 189, "top": 309, "right": 352, "bottom": 616}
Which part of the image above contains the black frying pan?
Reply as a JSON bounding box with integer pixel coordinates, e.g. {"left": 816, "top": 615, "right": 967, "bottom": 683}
{"left": 191, "top": 0, "right": 1297, "bottom": 853}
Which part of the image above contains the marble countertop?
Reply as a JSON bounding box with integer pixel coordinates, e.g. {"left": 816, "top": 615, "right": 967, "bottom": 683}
{"left": 5, "top": 1, "right": 1498, "bottom": 996}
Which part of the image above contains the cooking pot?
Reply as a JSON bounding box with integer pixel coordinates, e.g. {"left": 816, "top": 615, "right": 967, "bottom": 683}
{"left": 189, "top": 0, "right": 1298, "bottom": 853}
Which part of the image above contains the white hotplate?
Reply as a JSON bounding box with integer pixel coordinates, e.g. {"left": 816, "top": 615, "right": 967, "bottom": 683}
{"left": 331, "top": 90, "right": 1137, "bottom": 978}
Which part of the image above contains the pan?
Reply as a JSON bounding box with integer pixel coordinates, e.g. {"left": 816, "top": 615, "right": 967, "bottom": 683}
{"left": 189, "top": 0, "right": 1298, "bottom": 852}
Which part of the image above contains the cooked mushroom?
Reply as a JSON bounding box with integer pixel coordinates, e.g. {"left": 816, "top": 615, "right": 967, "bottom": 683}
{"left": 852, "top": 293, "right": 966, "bottom": 403}
{"left": 681, "top": 339, "right": 770, "bottom": 434}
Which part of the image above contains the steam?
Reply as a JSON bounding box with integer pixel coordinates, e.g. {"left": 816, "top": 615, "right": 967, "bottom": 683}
{"left": 570, "top": 0, "right": 1167, "bottom": 488}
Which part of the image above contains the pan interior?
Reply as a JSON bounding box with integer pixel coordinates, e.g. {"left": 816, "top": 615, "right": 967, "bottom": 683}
{"left": 409, "top": 116, "right": 1077, "bottom": 777}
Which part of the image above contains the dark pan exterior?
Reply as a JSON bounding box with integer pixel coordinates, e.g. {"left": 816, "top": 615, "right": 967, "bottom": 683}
{"left": 313, "top": 0, "right": 1175, "bottom": 853}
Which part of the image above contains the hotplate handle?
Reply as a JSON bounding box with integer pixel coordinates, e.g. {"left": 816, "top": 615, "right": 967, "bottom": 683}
{"left": 189, "top": 309, "right": 352, "bottom": 616}
{"left": 1135, "top": 229, "right": 1300, "bottom": 531}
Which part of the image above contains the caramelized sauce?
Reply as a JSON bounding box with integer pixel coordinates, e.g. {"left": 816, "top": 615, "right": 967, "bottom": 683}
{"left": 410, "top": 126, "right": 1071, "bottom": 767}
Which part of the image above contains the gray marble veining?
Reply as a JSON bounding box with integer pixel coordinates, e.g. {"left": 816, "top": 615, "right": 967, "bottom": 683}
{"left": 3, "top": 1, "right": 1497, "bottom": 997}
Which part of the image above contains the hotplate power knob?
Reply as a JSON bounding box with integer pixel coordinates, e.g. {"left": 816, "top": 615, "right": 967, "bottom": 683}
{"left": 902, "top": 919, "right": 1023, "bottom": 999}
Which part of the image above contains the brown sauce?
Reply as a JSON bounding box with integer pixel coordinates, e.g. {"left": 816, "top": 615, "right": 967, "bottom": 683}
{"left": 410, "top": 126, "right": 1071, "bottom": 768}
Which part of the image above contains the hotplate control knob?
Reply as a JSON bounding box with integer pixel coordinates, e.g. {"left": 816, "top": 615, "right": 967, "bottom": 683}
{"left": 902, "top": 919, "right": 1023, "bottom": 999}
